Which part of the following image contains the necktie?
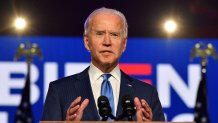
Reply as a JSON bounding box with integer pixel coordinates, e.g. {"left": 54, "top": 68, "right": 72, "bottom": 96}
{"left": 101, "top": 74, "right": 115, "bottom": 119}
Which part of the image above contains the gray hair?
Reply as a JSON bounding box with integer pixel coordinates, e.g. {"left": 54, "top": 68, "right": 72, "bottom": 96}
{"left": 84, "top": 7, "right": 128, "bottom": 38}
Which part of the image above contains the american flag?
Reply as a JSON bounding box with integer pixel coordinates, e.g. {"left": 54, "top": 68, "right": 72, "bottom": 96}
{"left": 14, "top": 72, "right": 34, "bottom": 123}
{"left": 194, "top": 65, "right": 210, "bottom": 123}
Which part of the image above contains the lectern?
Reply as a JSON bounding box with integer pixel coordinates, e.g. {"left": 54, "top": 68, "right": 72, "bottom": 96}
{"left": 40, "top": 121, "right": 195, "bottom": 123}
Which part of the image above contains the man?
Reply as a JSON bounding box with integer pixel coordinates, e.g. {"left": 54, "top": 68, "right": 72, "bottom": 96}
{"left": 42, "top": 7, "right": 165, "bottom": 121}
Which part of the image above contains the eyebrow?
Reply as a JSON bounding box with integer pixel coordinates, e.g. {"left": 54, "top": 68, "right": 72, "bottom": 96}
{"left": 92, "top": 29, "right": 121, "bottom": 34}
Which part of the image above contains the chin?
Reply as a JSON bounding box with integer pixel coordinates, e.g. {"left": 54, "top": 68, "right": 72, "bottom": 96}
{"left": 101, "top": 60, "right": 117, "bottom": 67}
{"left": 99, "top": 60, "right": 111, "bottom": 65}
{"left": 101, "top": 62, "right": 112, "bottom": 66}
{"left": 99, "top": 57, "right": 118, "bottom": 67}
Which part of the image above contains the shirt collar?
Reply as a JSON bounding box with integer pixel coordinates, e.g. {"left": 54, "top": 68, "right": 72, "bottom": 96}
{"left": 110, "top": 64, "right": 121, "bottom": 81}
{"left": 88, "top": 63, "right": 121, "bottom": 83}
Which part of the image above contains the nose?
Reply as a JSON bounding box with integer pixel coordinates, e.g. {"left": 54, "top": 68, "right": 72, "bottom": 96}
{"left": 103, "top": 33, "right": 111, "bottom": 46}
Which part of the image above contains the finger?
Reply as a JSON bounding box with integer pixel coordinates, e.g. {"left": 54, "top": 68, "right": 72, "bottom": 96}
{"left": 141, "top": 99, "right": 151, "bottom": 109}
{"left": 142, "top": 103, "right": 152, "bottom": 114}
{"left": 141, "top": 99, "right": 150, "bottom": 108}
{"left": 141, "top": 99, "right": 152, "bottom": 113}
{"left": 78, "top": 99, "right": 89, "bottom": 112}
{"left": 69, "top": 105, "right": 80, "bottom": 115}
{"left": 142, "top": 108, "right": 152, "bottom": 122}
{"left": 141, "top": 99, "right": 152, "bottom": 120}
{"left": 134, "top": 97, "right": 144, "bottom": 121}
{"left": 67, "top": 97, "right": 81, "bottom": 117}
{"left": 66, "top": 97, "right": 83, "bottom": 121}
{"left": 67, "top": 113, "right": 77, "bottom": 121}
{"left": 69, "top": 96, "right": 82, "bottom": 108}
{"left": 141, "top": 107, "right": 152, "bottom": 121}
{"left": 134, "top": 97, "right": 141, "bottom": 110}
{"left": 71, "top": 99, "right": 89, "bottom": 121}
{"left": 142, "top": 116, "right": 150, "bottom": 122}
{"left": 142, "top": 107, "right": 152, "bottom": 120}
{"left": 141, "top": 108, "right": 149, "bottom": 118}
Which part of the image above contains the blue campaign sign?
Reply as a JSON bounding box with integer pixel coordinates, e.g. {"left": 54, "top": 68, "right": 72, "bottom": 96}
{"left": 0, "top": 36, "right": 218, "bottom": 123}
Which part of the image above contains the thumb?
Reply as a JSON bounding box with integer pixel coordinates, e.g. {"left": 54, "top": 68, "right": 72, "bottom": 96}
{"left": 134, "top": 97, "right": 141, "bottom": 110}
{"left": 74, "top": 99, "right": 89, "bottom": 121}
{"left": 78, "top": 99, "right": 89, "bottom": 112}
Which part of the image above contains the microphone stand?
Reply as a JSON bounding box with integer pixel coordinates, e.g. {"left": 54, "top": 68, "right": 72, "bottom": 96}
{"left": 101, "top": 114, "right": 117, "bottom": 121}
{"left": 116, "top": 114, "right": 133, "bottom": 121}
{"left": 110, "top": 114, "right": 117, "bottom": 121}
{"left": 127, "top": 116, "right": 133, "bottom": 121}
{"left": 116, "top": 114, "right": 124, "bottom": 121}
{"left": 101, "top": 117, "right": 108, "bottom": 121}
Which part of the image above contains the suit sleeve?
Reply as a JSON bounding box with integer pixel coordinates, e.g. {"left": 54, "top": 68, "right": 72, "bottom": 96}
{"left": 151, "top": 87, "right": 165, "bottom": 121}
{"left": 41, "top": 82, "right": 63, "bottom": 121}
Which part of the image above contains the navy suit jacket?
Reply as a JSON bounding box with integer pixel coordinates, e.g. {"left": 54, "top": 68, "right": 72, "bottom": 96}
{"left": 42, "top": 67, "right": 165, "bottom": 121}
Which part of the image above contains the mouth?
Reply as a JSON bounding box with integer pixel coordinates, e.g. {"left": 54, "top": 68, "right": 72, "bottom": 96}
{"left": 100, "top": 50, "right": 113, "bottom": 55}
{"left": 100, "top": 50, "right": 112, "bottom": 53}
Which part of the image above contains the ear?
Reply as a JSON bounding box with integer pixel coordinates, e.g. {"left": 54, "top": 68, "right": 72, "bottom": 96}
{"left": 122, "top": 38, "right": 127, "bottom": 52}
{"left": 84, "top": 35, "right": 90, "bottom": 51}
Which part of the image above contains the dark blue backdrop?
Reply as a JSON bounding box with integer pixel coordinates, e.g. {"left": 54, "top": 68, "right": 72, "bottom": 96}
{"left": 0, "top": 36, "right": 217, "bottom": 123}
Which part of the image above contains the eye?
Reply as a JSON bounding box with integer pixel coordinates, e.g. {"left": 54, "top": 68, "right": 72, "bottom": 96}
{"left": 110, "top": 32, "right": 120, "bottom": 37}
{"left": 96, "top": 31, "right": 104, "bottom": 35}
{"left": 110, "top": 32, "right": 120, "bottom": 39}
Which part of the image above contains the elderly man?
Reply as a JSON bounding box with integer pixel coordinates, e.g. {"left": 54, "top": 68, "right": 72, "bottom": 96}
{"left": 42, "top": 7, "right": 165, "bottom": 122}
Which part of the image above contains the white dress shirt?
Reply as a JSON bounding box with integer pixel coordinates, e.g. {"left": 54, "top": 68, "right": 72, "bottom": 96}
{"left": 88, "top": 63, "right": 121, "bottom": 116}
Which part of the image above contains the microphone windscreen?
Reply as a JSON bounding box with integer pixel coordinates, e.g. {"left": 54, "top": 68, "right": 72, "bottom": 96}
{"left": 97, "top": 96, "right": 111, "bottom": 118}
{"left": 98, "top": 96, "right": 109, "bottom": 108}
{"left": 121, "top": 95, "right": 136, "bottom": 117}
{"left": 121, "top": 95, "right": 132, "bottom": 106}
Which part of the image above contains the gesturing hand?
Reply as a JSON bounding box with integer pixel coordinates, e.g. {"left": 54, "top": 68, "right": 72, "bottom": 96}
{"left": 134, "top": 97, "right": 153, "bottom": 121}
{"left": 66, "top": 96, "right": 89, "bottom": 121}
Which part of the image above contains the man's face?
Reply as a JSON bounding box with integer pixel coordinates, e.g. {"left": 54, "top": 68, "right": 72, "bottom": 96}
{"left": 84, "top": 13, "right": 127, "bottom": 71}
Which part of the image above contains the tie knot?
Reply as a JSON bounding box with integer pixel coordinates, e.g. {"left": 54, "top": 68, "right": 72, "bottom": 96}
{"left": 102, "top": 74, "right": 111, "bottom": 81}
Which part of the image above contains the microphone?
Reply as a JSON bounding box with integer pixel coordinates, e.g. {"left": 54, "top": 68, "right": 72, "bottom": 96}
{"left": 118, "top": 95, "right": 136, "bottom": 121}
{"left": 97, "top": 96, "right": 116, "bottom": 121}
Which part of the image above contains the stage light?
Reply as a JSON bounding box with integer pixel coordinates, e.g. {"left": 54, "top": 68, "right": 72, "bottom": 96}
{"left": 164, "top": 20, "right": 177, "bottom": 33}
{"left": 14, "top": 17, "right": 26, "bottom": 30}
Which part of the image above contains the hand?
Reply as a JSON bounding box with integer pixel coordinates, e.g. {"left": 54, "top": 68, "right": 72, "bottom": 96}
{"left": 134, "top": 97, "right": 153, "bottom": 121}
{"left": 66, "top": 96, "right": 89, "bottom": 121}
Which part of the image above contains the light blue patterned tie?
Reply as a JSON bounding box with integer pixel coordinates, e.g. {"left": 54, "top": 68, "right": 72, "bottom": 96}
{"left": 101, "top": 74, "right": 115, "bottom": 120}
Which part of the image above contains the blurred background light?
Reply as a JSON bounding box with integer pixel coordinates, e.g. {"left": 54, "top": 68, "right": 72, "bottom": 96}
{"left": 164, "top": 20, "right": 177, "bottom": 33}
{"left": 14, "top": 17, "right": 26, "bottom": 30}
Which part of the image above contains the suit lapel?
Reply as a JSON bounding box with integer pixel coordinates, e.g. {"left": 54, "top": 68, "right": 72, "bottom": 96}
{"left": 116, "top": 71, "right": 135, "bottom": 118}
{"left": 73, "top": 68, "right": 135, "bottom": 120}
{"left": 74, "top": 67, "right": 100, "bottom": 120}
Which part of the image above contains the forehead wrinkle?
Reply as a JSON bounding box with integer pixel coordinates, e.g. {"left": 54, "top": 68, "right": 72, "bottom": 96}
{"left": 91, "top": 13, "right": 123, "bottom": 26}
{"left": 91, "top": 23, "right": 123, "bottom": 35}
